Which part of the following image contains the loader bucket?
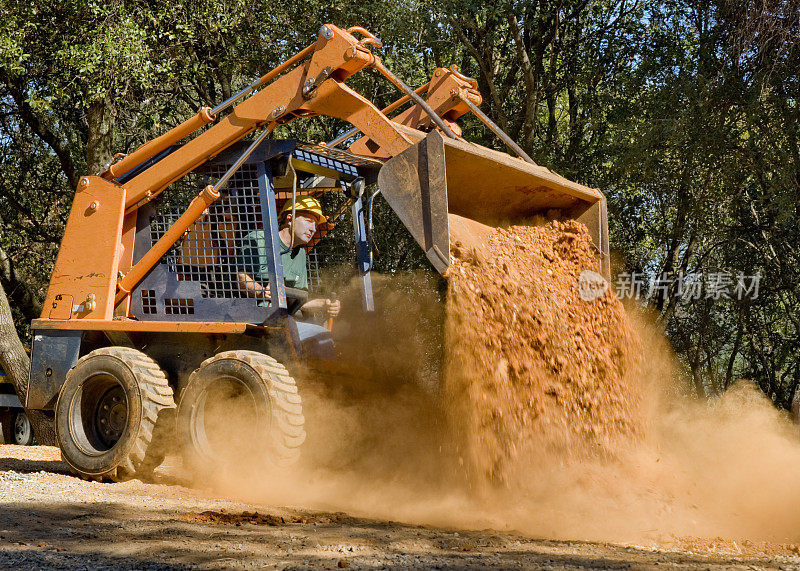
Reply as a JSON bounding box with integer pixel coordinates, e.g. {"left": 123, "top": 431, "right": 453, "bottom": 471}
{"left": 377, "top": 130, "right": 610, "bottom": 277}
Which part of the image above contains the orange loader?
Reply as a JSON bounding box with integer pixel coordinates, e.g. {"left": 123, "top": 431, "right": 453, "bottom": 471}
{"left": 25, "top": 24, "right": 609, "bottom": 480}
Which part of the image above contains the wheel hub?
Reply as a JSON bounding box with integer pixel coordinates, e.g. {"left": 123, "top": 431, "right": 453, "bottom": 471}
{"left": 95, "top": 387, "right": 127, "bottom": 448}
{"left": 13, "top": 413, "right": 31, "bottom": 445}
{"left": 194, "top": 377, "right": 260, "bottom": 462}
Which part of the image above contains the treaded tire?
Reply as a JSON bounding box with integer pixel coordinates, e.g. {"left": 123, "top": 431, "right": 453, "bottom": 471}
{"left": 55, "top": 347, "right": 175, "bottom": 482}
{"left": 177, "top": 350, "right": 305, "bottom": 474}
{"left": 137, "top": 408, "right": 176, "bottom": 475}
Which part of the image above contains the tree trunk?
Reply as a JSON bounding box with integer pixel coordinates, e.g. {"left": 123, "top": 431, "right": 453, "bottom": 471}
{"left": 0, "top": 280, "right": 55, "bottom": 445}
{"left": 85, "top": 98, "right": 116, "bottom": 175}
{"left": 0, "top": 245, "right": 43, "bottom": 322}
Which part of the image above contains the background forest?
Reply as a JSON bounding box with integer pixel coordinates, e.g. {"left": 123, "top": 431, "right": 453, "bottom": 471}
{"left": 0, "top": 0, "right": 798, "bottom": 407}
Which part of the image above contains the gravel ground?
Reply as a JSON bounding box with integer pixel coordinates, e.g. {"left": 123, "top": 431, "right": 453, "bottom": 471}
{"left": 0, "top": 445, "right": 799, "bottom": 570}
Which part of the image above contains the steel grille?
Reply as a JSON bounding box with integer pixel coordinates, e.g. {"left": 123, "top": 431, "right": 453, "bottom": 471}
{"left": 164, "top": 298, "right": 194, "bottom": 315}
{"left": 307, "top": 248, "right": 321, "bottom": 292}
{"left": 141, "top": 290, "right": 157, "bottom": 314}
{"left": 295, "top": 142, "right": 383, "bottom": 169}
{"left": 148, "top": 164, "right": 269, "bottom": 304}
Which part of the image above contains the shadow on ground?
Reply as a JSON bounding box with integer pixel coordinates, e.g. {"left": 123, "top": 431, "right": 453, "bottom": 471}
{"left": 0, "top": 499, "right": 790, "bottom": 570}
{"left": 0, "top": 455, "right": 72, "bottom": 475}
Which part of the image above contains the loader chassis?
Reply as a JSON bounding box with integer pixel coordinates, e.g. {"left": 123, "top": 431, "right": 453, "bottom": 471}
{"left": 23, "top": 23, "right": 611, "bottom": 480}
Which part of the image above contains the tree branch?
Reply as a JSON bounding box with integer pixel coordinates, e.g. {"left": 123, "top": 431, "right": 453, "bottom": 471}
{"left": 0, "top": 74, "right": 79, "bottom": 189}
{"left": 0, "top": 245, "right": 43, "bottom": 321}
{"left": 446, "top": 14, "right": 508, "bottom": 130}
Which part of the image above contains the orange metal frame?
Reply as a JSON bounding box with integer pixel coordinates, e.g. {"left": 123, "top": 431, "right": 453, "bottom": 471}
{"left": 39, "top": 24, "right": 489, "bottom": 330}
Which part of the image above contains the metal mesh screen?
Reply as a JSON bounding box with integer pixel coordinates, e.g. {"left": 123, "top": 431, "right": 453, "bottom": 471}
{"left": 147, "top": 164, "right": 269, "bottom": 304}
{"left": 141, "top": 290, "right": 157, "bottom": 314}
{"left": 294, "top": 147, "right": 359, "bottom": 177}
{"left": 307, "top": 248, "right": 321, "bottom": 291}
{"left": 305, "top": 187, "right": 357, "bottom": 295}
{"left": 164, "top": 298, "right": 195, "bottom": 314}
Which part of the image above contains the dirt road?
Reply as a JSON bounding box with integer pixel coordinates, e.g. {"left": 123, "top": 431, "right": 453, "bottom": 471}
{"left": 1, "top": 445, "right": 798, "bottom": 570}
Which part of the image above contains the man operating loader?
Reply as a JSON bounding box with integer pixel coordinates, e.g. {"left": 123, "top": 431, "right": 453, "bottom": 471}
{"left": 236, "top": 195, "right": 341, "bottom": 319}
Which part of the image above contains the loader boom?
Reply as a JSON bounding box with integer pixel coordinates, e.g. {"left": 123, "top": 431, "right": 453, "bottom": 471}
{"left": 112, "top": 25, "right": 418, "bottom": 211}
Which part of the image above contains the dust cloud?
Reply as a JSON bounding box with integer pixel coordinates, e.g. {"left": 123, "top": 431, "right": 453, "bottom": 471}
{"left": 193, "top": 220, "right": 800, "bottom": 547}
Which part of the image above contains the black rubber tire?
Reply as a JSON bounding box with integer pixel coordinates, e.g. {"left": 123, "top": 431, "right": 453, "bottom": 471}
{"left": 12, "top": 411, "right": 34, "bottom": 446}
{"left": 137, "top": 407, "right": 176, "bottom": 475}
{"left": 177, "top": 350, "right": 305, "bottom": 474}
{"left": 55, "top": 347, "right": 175, "bottom": 482}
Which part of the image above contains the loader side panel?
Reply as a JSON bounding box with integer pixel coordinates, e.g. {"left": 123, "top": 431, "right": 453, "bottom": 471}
{"left": 26, "top": 330, "right": 82, "bottom": 410}
{"left": 576, "top": 197, "right": 611, "bottom": 278}
{"left": 41, "top": 177, "right": 126, "bottom": 321}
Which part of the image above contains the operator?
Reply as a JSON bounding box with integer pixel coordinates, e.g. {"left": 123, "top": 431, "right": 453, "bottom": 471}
{"left": 236, "top": 196, "right": 341, "bottom": 321}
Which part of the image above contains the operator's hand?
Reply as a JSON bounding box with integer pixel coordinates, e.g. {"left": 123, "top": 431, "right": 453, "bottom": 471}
{"left": 326, "top": 298, "right": 341, "bottom": 318}
{"left": 299, "top": 297, "right": 336, "bottom": 315}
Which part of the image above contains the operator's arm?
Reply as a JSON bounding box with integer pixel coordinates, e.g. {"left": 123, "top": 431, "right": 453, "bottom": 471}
{"left": 237, "top": 272, "right": 270, "bottom": 299}
{"left": 301, "top": 297, "right": 340, "bottom": 318}
{"left": 236, "top": 274, "right": 339, "bottom": 316}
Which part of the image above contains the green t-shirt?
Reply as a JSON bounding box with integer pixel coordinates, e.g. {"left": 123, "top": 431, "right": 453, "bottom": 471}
{"left": 239, "top": 230, "right": 308, "bottom": 290}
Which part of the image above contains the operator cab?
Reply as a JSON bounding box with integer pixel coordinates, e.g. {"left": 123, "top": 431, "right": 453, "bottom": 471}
{"left": 124, "top": 140, "right": 378, "bottom": 325}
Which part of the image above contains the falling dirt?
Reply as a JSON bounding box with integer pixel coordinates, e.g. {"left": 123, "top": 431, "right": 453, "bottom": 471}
{"left": 435, "top": 218, "right": 800, "bottom": 543}
{"left": 444, "top": 219, "right": 644, "bottom": 484}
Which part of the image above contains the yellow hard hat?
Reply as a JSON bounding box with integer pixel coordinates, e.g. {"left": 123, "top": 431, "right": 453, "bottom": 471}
{"left": 279, "top": 196, "right": 327, "bottom": 225}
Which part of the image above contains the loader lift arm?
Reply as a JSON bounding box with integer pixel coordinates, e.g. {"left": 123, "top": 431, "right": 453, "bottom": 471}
{"left": 108, "top": 24, "right": 421, "bottom": 212}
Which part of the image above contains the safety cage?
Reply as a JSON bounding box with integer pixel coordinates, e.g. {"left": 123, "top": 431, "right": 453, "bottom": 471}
{"left": 128, "top": 140, "right": 379, "bottom": 323}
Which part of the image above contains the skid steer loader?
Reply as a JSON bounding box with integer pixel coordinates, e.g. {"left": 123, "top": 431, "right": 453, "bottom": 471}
{"left": 25, "top": 24, "right": 609, "bottom": 481}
